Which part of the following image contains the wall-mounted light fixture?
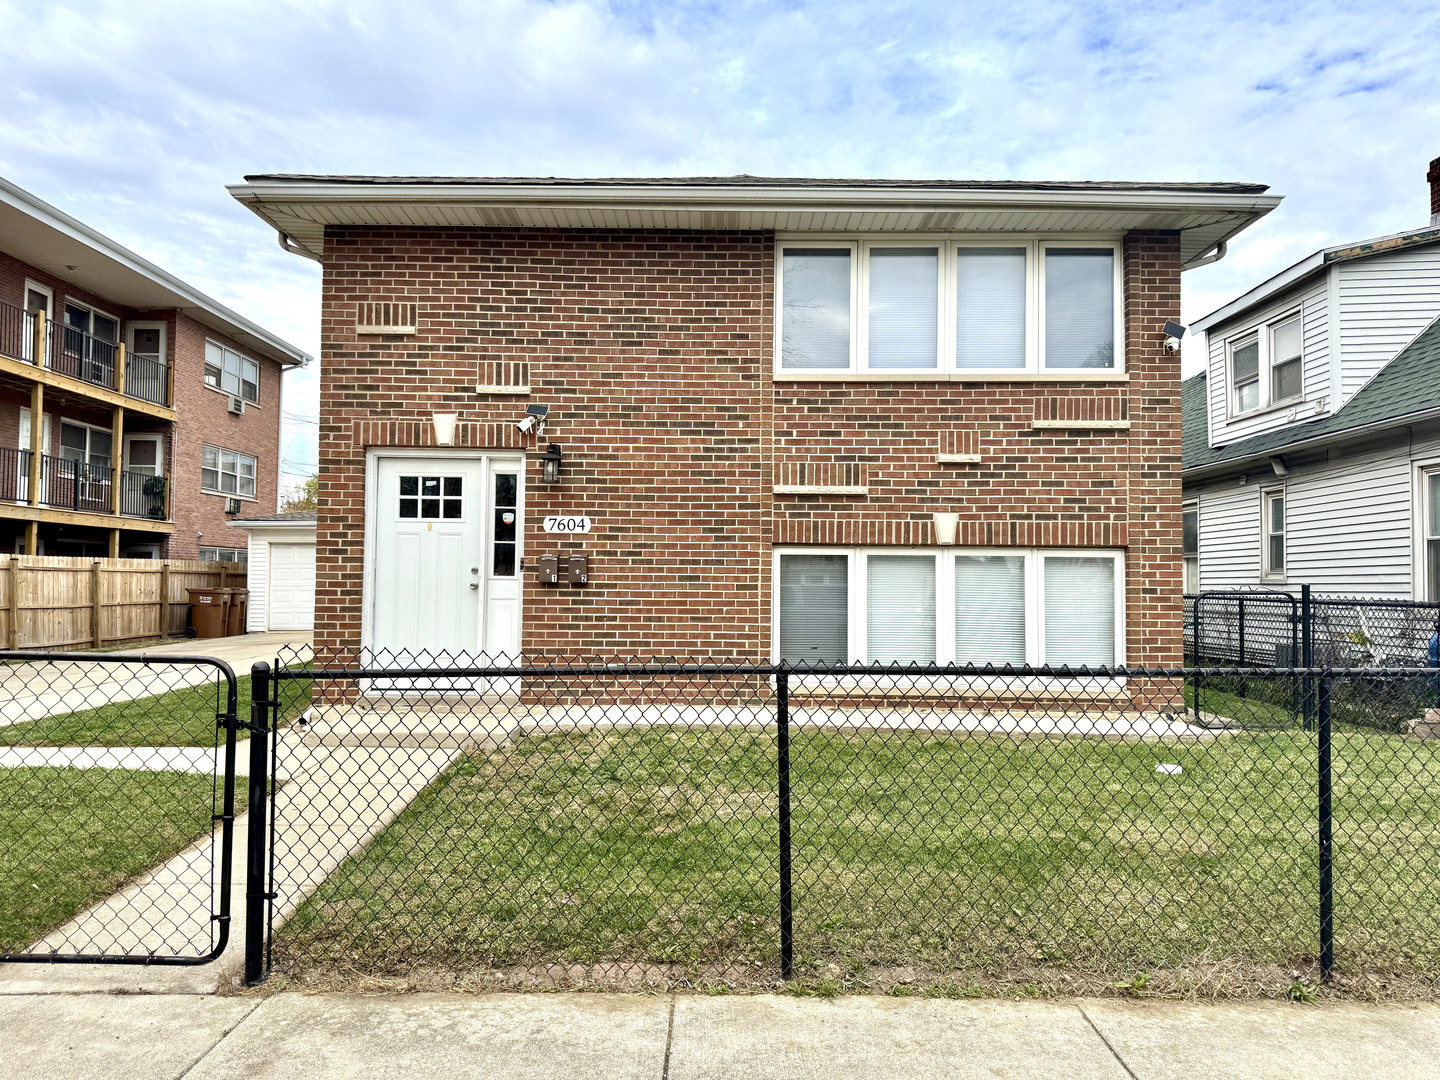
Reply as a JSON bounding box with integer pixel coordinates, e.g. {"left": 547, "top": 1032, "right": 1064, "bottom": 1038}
{"left": 432, "top": 412, "right": 459, "bottom": 446}
{"left": 541, "top": 443, "right": 563, "bottom": 484}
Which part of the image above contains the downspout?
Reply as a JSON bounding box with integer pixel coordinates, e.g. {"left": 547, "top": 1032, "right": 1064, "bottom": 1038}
{"left": 277, "top": 231, "right": 321, "bottom": 263}
{"left": 1187, "top": 239, "right": 1228, "bottom": 269}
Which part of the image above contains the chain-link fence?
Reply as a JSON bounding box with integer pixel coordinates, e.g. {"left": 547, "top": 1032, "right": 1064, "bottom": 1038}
{"left": 253, "top": 647, "right": 1440, "bottom": 991}
{"left": 0, "top": 652, "right": 239, "bottom": 964}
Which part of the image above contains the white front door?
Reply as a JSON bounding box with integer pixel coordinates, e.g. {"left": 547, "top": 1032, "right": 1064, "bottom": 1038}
{"left": 369, "top": 453, "right": 524, "bottom": 665}
{"left": 22, "top": 282, "right": 51, "bottom": 363}
{"left": 268, "top": 542, "right": 316, "bottom": 631}
{"left": 17, "top": 408, "right": 51, "bottom": 502}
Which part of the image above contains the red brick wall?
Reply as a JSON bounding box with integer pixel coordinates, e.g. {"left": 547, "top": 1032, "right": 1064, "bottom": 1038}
{"left": 314, "top": 226, "right": 1183, "bottom": 663}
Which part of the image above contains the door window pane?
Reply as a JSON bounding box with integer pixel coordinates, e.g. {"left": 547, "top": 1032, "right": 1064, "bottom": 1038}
{"left": 781, "top": 249, "right": 851, "bottom": 369}
{"left": 866, "top": 555, "right": 936, "bottom": 663}
{"left": 492, "top": 472, "right": 518, "bottom": 576}
{"left": 956, "top": 248, "right": 1026, "bottom": 369}
{"left": 1044, "top": 249, "right": 1114, "bottom": 369}
{"left": 779, "top": 554, "right": 848, "bottom": 665}
{"left": 868, "top": 248, "right": 938, "bottom": 369}
{"left": 1044, "top": 556, "right": 1115, "bottom": 666}
{"left": 955, "top": 555, "right": 1026, "bottom": 665}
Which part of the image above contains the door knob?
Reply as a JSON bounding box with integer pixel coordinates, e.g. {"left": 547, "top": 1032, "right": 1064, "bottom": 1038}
{"left": 470, "top": 582, "right": 479, "bottom": 590}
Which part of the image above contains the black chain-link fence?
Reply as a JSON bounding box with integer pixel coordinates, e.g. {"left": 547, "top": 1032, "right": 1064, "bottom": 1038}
{"left": 254, "top": 646, "right": 1440, "bottom": 992}
{"left": 0, "top": 652, "right": 239, "bottom": 964}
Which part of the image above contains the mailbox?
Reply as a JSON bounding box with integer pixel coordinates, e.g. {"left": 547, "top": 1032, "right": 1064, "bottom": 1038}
{"left": 567, "top": 552, "right": 589, "bottom": 586}
{"left": 536, "top": 553, "right": 560, "bottom": 585}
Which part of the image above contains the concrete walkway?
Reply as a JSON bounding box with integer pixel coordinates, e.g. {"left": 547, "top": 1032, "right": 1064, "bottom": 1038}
{"left": 0, "top": 631, "right": 310, "bottom": 726}
{"left": 2, "top": 992, "right": 1437, "bottom": 1079}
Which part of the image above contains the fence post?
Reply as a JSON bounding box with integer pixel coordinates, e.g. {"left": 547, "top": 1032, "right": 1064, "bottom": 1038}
{"left": 90, "top": 560, "right": 102, "bottom": 648}
{"left": 1237, "top": 596, "right": 1247, "bottom": 699}
{"left": 1302, "top": 585, "right": 1314, "bottom": 732}
{"left": 1192, "top": 597, "right": 1203, "bottom": 723}
{"left": 776, "top": 667, "right": 794, "bottom": 981}
{"left": 1317, "top": 670, "right": 1334, "bottom": 979}
{"left": 244, "top": 662, "right": 272, "bottom": 986}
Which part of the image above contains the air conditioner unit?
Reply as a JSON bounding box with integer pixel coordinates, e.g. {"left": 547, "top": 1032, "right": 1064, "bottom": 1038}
{"left": 225, "top": 498, "right": 242, "bottom": 515}
{"left": 228, "top": 396, "right": 245, "bottom": 416}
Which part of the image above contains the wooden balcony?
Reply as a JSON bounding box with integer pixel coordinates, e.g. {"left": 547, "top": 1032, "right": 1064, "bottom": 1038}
{"left": 0, "top": 447, "right": 173, "bottom": 534}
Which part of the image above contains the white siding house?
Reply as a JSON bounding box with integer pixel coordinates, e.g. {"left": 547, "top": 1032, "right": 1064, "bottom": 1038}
{"left": 231, "top": 511, "right": 316, "bottom": 632}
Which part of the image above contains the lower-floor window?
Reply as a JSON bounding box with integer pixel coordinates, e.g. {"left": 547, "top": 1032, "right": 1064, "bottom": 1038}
{"left": 199, "top": 545, "right": 248, "bottom": 564}
{"left": 775, "top": 547, "right": 1123, "bottom": 668}
{"left": 202, "top": 445, "right": 257, "bottom": 497}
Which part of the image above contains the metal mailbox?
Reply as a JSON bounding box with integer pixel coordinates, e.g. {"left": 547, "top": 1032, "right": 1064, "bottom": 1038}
{"left": 567, "top": 552, "right": 589, "bottom": 586}
{"left": 537, "top": 553, "right": 560, "bottom": 585}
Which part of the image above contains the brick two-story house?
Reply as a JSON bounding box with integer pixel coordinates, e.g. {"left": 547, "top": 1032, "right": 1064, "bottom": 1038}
{"left": 0, "top": 176, "right": 309, "bottom": 559}
{"left": 230, "top": 175, "right": 1277, "bottom": 666}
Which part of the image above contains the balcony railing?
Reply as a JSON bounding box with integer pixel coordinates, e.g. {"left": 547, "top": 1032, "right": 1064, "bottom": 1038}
{"left": 0, "top": 301, "right": 172, "bottom": 407}
{"left": 0, "top": 447, "right": 171, "bottom": 521}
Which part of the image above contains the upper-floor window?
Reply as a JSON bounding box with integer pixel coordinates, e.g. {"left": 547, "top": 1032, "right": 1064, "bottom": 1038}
{"left": 776, "top": 239, "right": 1120, "bottom": 375}
{"left": 202, "top": 445, "right": 256, "bottom": 498}
{"left": 1228, "top": 311, "right": 1303, "bottom": 417}
{"left": 204, "top": 341, "right": 259, "bottom": 403}
{"left": 1183, "top": 501, "right": 1199, "bottom": 594}
{"left": 1423, "top": 468, "right": 1440, "bottom": 601}
{"left": 1261, "top": 488, "right": 1286, "bottom": 580}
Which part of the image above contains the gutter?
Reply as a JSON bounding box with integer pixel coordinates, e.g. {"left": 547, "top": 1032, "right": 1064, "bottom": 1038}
{"left": 1182, "top": 405, "right": 1440, "bottom": 482}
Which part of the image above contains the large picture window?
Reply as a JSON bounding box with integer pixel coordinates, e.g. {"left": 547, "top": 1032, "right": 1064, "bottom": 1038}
{"left": 775, "top": 548, "right": 1124, "bottom": 668}
{"left": 202, "top": 445, "right": 257, "bottom": 498}
{"left": 776, "top": 239, "right": 1120, "bottom": 375}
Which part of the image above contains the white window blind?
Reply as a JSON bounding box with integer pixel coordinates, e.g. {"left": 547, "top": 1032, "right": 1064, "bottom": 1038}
{"left": 955, "top": 248, "right": 1026, "bottom": 369}
{"left": 868, "top": 248, "right": 938, "bottom": 369}
{"left": 1044, "top": 249, "right": 1114, "bottom": 369}
{"left": 779, "top": 554, "right": 849, "bottom": 664}
{"left": 954, "top": 555, "right": 1026, "bottom": 664}
{"left": 781, "top": 250, "right": 851, "bottom": 369}
{"left": 1044, "top": 556, "right": 1115, "bottom": 666}
{"left": 866, "top": 555, "right": 936, "bottom": 662}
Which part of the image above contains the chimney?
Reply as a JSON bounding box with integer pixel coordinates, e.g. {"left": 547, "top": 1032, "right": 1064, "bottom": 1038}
{"left": 1430, "top": 156, "right": 1440, "bottom": 226}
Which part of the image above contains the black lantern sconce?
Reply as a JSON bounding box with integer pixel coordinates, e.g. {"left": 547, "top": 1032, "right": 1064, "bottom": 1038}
{"left": 541, "top": 443, "right": 563, "bottom": 484}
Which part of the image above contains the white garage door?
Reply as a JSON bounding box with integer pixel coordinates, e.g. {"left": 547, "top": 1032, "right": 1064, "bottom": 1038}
{"left": 268, "top": 542, "right": 315, "bottom": 631}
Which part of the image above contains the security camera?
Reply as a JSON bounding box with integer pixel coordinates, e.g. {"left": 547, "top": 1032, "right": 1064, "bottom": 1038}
{"left": 515, "top": 415, "right": 537, "bottom": 434}
{"left": 1163, "top": 320, "right": 1186, "bottom": 353}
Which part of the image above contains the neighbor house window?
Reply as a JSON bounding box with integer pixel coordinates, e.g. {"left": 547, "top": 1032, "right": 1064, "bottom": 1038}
{"left": 775, "top": 548, "right": 1123, "bottom": 667}
{"left": 201, "top": 445, "right": 257, "bottom": 497}
{"left": 1227, "top": 309, "right": 1305, "bottom": 417}
{"left": 1262, "top": 489, "right": 1286, "bottom": 579}
{"left": 204, "top": 341, "right": 260, "bottom": 403}
{"left": 1424, "top": 469, "right": 1440, "bottom": 601}
{"left": 1182, "top": 502, "right": 1199, "bottom": 594}
{"left": 776, "top": 239, "right": 1118, "bottom": 374}
{"left": 199, "top": 545, "right": 248, "bottom": 565}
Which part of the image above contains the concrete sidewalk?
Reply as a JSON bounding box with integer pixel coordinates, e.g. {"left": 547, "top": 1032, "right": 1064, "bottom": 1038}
{"left": 2, "top": 991, "right": 1437, "bottom": 1079}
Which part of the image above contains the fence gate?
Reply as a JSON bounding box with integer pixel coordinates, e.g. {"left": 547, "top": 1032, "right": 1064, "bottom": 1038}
{"left": 0, "top": 652, "right": 239, "bottom": 965}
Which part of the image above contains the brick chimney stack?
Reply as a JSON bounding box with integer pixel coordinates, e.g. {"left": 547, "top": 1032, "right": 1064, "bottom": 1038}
{"left": 1430, "top": 155, "right": 1440, "bottom": 225}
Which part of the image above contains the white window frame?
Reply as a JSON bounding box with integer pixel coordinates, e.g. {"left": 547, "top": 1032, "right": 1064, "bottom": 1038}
{"left": 126, "top": 321, "right": 167, "bottom": 362}
{"left": 1260, "top": 486, "right": 1286, "bottom": 581}
{"left": 21, "top": 280, "right": 53, "bottom": 363}
{"left": 201, "top": 444, "right": 258, "bottom": 499}
{"left": 204, "top": 339, "right": 260, "bottom": 404}
{"left": 774, "top": 234, "right": 1123, "bottom": 377}
{"left": 1182, "top": 499, "right": 1199, "bottom": 595}
{"left": 58, "top": 418, "right": 113, "bottom": 467}
{"left": 1225, "top": 307, "right": 1304, "bottom": 419}
{"left": 62, "top": 299, "right": 120, "bottom": 342}
{"left": 1413, "top": 461, "right": 1440, "bottom": 601}
{"left": 771, "top": 546, "right": 1126, "bottom": 684}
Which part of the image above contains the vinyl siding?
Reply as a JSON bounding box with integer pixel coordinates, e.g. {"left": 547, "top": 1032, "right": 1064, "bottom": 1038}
{"left": 1195, "top": 482, "right": 1259, "bottom": 590}
{"left": 1206, "top": 277, "right": 1329, "bottom": 448}
{"left": 1336, "top": 245, "right": 1440, "bottom": 406}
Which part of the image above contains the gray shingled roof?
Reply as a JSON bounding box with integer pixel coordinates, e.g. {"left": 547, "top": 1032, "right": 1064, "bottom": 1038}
{"left": 229, "top": 510, "right": 317, "bottom": 524}
{"left": 1183, "top": 315, "right": 1440, "bottom": 472}
{"left": 242, "top": 173, "right": 1270, "bottom": 194}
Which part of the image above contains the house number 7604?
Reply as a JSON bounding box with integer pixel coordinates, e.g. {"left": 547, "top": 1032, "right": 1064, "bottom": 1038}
{"left": 542, "top": 515, "right": 592, "bottom": 534}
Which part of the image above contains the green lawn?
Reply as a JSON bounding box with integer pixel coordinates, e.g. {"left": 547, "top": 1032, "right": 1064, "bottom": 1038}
{"left": 0, "top": 767, "right": 219, "bottom": 954}
{"left": 275, "top": 725, "right": 1440, "bottom": 980}
{"left": 0, "top": 671, "right": 313, "bottom": 748}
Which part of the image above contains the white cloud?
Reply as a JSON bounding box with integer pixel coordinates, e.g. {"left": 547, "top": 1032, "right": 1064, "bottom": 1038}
{"left": 2, "top": 0, "right": 1438, "bottom": 487}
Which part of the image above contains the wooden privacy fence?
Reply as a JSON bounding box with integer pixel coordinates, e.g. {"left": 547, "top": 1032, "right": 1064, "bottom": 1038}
{"left": 0, "top": 556, "right": 248, "bottom": 650}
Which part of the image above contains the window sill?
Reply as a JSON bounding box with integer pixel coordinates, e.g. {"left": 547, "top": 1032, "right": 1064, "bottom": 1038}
{"left": 204, "top": 383, "right": 262, "bottom": 409}
{"left": 1227, "top": 396, "right": 1310, "bottom": 423}
{"left": 774, "top": 370, "right": 1128, "bottom": 384}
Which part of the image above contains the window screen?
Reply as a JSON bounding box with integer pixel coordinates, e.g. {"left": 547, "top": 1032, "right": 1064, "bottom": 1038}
{"left": 866, "top": 555, "right": 936, "bottom": 663}
{"left": 1044, "top": 556, "right": 1115, "bottom": 666}
{"left": 955, "top": 248, "right": 1026, "bottom": 369}
{"left": 954, "top": 555, "right": 1026, "bottom": 665}
{"left": 868, "top": 248, "right": 938, "bottom": 369}
{"left": 779, "top": 555, "right": 848, "bottom": 664}
{"left": 781, "top": 250, "right": 851, "bottom": 369}
{"left": 1044, "top": 249, "right": 1115, "bottom": 369}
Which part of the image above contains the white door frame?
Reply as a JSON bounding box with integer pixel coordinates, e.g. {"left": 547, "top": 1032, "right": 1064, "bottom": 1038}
{"left": 123, "top": 432, "right": 166, "bottom": 473}
{"left": 361, "top": 447, "right": 526, "bottom": 659}
{"left": 21, "top": 280, "right": 52, "bottom": 363}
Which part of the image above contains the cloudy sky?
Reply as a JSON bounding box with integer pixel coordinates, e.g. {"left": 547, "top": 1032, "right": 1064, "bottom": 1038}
{"left": 3, "top": 0, "right": 1438, "bottom": 494}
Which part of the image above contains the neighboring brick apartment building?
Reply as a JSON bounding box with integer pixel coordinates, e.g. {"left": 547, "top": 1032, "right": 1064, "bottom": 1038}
{"left": 0, "top": 176, "right": 308, "bottom": 559}
{"left": 231, "top": 175, "right": 1278, "bottom": 666}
